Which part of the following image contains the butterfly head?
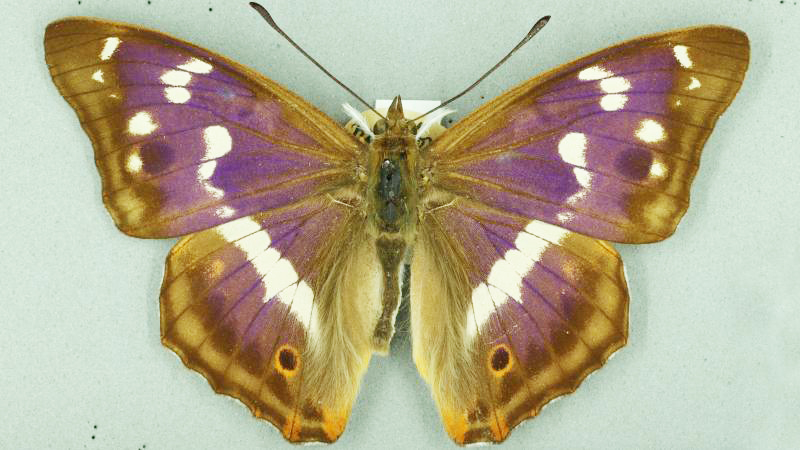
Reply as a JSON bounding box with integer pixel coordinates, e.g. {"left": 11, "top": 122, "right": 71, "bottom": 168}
{"left": 371, "top": 96, "right": 418, "bottom": 138}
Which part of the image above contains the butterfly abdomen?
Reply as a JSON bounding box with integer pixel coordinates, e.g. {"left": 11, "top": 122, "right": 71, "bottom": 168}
{"left": 373, "top": 236, "right": 406, "bottom": 352}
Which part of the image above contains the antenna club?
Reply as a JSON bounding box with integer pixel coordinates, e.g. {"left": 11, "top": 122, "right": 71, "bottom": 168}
{"left": 412, "top": 14, "right": 550, "bottom": 122}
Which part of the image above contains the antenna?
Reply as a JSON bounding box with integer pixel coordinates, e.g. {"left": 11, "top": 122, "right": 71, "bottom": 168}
{"left": 411, "top": 15, "right": 551, "bottom": 122}
{"left": 249, "top": 2, "right": 386, "bottom": 120}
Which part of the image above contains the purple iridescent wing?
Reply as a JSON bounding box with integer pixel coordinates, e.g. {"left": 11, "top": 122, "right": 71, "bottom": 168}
{"left": 412, "top": 26, "right": 748, "bottom": 444}
{"left": 161, "top": 196, "right": 381, "bottom": 443}
{"left": 428, "top": 26, "right": 749, "bottom": 243}
{"left": 411, "top": 200, "right": 627, "bottom": 444}
{"left": 44, "top": 18, "right": 360, "bottom": 238}
{"left": 45, "top": 18, "right": 381, "bottom": 443}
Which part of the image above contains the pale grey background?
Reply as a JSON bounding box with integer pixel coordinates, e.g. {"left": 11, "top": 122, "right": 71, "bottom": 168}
{"left": 2, "top": 0, "right": 798, "bottom": 448}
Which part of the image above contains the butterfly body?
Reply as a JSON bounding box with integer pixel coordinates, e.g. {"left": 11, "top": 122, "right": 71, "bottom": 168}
{"left": 45, "top": 17, "right": 748, "bottom": 444}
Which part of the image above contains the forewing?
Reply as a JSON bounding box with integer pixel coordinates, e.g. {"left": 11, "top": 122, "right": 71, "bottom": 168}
{"left": 411, "top": 201, "right": 627, "bottom": 444}
{"left": 45, "top": 18, "right": 360, "bottom": 237}
{"left": 429, "top": 26, "right": 749, "bottom": 243}
{"left": 161, "top": 196, "right": 382, "bottom": 443}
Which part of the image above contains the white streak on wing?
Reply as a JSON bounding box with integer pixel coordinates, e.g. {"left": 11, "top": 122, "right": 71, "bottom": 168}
{"left": 504, "top": 248, "right": 535, "bottom": 278}
{"left": 99, "top": 37, "right": 120, "bottom": 60}
{"left": 278, "top": 282, "right": 298, "bottom": 311}
{"left": 687, "top": 76, "right": 702, "bottom": 90}
{"left": 650, "top": 160, "right": 667, "bottom": 179}
{"left": 486, "top": 284, "right": 508, "bottom": 310}
{"left": 565, "top": 167, "right": 593, "bottom": 206}
{"left": 265, "top": 258, "right": 300, "bottom": 303}
{"left": 467, "top": 283, "right": 495, "bottom": 340}
{"left": 597, "top": 75, "right": 630, "bottom": 112}
{"left": 558, "top": 132, "right": 588, "bottom": 167}
{"left": 673, "top": 45, "right": 693, "bottom": 68}
{"left": 196, "top": 127, "right": 232, "bottom": 198}
{"left": 215, "top": 217, "right": 317, "bottom": 335}
{"left": 227, "top": 223, "right": 280, "bottom": 279}
{"left": 217, "top": 216, "right": 262, "bottom": 242}
{"left": 600, "top": 94, "right": 628, "bottom": 111}
{"left": 635, "top": 119, "right": 666, "bottom": 143}
{"left": 470, "top": 220, "right": 572, "bottom": 340}
{"left": 202, "top": 125, "right": 233, "bottom": 159}
{"left": 525, "top": 220, "right": 570, "bottom": 245}
{"left": 290, "top": 281, "right": 318, "bottom": 337}
{"left": 197, "top": 161, "right": 225, "bottom": 199}
{"left": 127, "top": 111, "right": 157, "bottom": 135}
{"left": 91, "top": 69, "right": 104, "bottom": 83}
{"left": 557, "top": 132, "right": 593, "bottom": 204}
{"left": 197, "top": 160, "right": 217, "bottom": 180}
{"left": 252, "top": 248, "right": 281, "bottom": 280}
{"left": 599, "top": 76, "right": 631, "bottom": 93}
{"left": 177, "top": 57, "right": 213, "bottom": 74}
{"left": 160, "top": 69, "right": 192, "bottom": 86}
{"left": 578, "top": 65, "right": 613, "bottom": 81}
{"left": 164, "top": 86, "right": 190, "bottom": 103}
{"left": 416, "top": 108, "right": 456, "bottom": 140}
{"left": 342, "top": 103, "right": 374, "bottom": 140}
{"left": 498, "top": 246, "right": 545, "bottom": 299}
{"left": 294, "top": 282, "right": 315, "bottom": 319}
{"left": 126, "top": 152, "right": 143, "bottom": 173}
{"left": 217, "top": 218, "right": 284, "bottom": 288}
{"left": 236, "top": 228, "right": 273, "bottom": 261}
{"left": 487, "top": 258, "right": 522, "bottom": 304}
{"left": 500, "top": 249, "right": 537, "bottom": 301}
{"left": 573, "top": 167, "right": 593, "bottom": 189}
{"left": 515, "top": 228, "right": 549, "bottom": 263}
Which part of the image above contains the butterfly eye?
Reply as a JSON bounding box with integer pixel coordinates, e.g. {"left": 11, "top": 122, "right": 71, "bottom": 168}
{"left": 409, "top": 122, "right": 421, "bottom": 134}
{"left": 488, "top": 343, "right": 513, "bottom": 377}
{"left": 373, "top": 118, "right": 389, "bottom": 134}
{"left": 275, "top": 344, "right": 301, "bottom": 377}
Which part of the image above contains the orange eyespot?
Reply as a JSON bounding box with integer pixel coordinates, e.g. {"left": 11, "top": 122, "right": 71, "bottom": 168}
{"left": 275, "top": 344, "right": 300, "bottom": 377}
{"left": 488, "top": 343, "right": 513, "bottom": 377}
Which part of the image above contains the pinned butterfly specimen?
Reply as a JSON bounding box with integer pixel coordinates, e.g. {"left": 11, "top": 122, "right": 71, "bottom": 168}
{"left": 44, "top": 4, "right": 749, "bottom": 444}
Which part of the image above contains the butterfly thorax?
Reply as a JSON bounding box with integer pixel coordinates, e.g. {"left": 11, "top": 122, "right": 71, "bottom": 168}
{"left": 367, "top": 96, "right": 419, "bottom": 238}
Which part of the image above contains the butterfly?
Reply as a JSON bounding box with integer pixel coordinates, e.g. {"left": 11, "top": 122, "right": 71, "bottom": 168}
{"left": 44, "top": 12, "right": 749, "bottom": 444}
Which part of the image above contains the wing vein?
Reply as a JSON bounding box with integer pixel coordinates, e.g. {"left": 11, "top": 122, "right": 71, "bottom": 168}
{"left": 438, "top": 172, "right": 669, "bottom": 239}
{"left": 480, "top": 222, "right": 620, "bottom": 330}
